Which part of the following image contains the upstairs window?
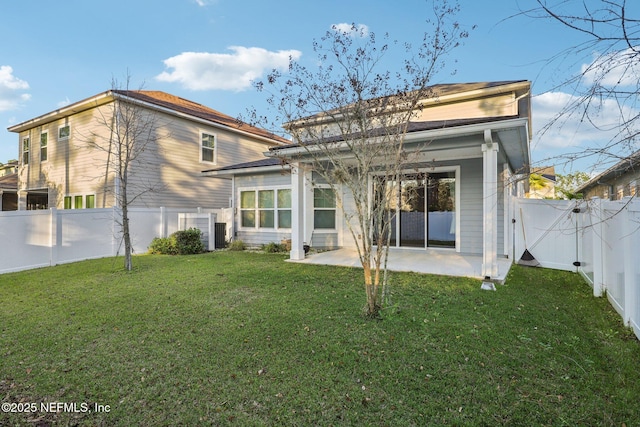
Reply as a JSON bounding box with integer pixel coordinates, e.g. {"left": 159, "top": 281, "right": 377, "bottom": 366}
{"left": 58, "top": 125, "right": 70, "bottom": 140}
{"left": 40, "top": 131, "right": 48, "bottom": 162}
{"left": 22, "top": 137, "right": 30, "bottom": 165}
{"left": 201, "top": 132, "right": 216, "bottom": 163}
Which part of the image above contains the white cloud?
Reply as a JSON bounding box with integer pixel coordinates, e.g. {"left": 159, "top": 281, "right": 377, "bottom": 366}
{"left": 155, "top": 46, "right": 302, "bottom": 91}
{"left": 194, "top": 0, "right": 216, "bottom": 6}
{"left": 532, "top": 91, "right": 635, "bottom": 150}
{"left": 0, "top": 65, "right": 30, "bottom": 112}
{"left": 57, "top": 97, "right": 71, "bottom": 108}
{"left": 331, "top": 23, "right": 370, "bottom": 37}
{"left": 532, "top": 92, "right": 633, "bottom": 153}
{"left": 581, "top": 47, "right": 640, "bottom": 87}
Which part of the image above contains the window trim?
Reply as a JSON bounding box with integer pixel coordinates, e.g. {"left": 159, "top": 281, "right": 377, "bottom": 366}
{"left": 22, "top": 136, "right": 30, "bottom": 165}
{"left": 200, "top": 131, "right": 217, "bottom": 164}
{"left": 238, "top": 186, "right": 292, "bottom": 231}
{"left": 40, "top": 131, "right": 48, "bottom": 162}
{"left": 313, "top": 186, "right": 337, "bottom": 231}
{"left": 58, "top": 124, "right": 70, "bottom": 141}
{"left": 63, "top": 194, "right": 96, "bottom": 209}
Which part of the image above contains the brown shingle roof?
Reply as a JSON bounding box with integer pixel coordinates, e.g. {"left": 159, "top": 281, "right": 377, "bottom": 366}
{"left": 0, "top": 173, "right": 17, "bottom": 190}
{"left": 113, "top": 90, "right": 290, "bottom": 145}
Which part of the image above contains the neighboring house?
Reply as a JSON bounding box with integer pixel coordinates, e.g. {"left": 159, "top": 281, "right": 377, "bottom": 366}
{"left": 0, "top": 160, "right": 18, "bottom": 176}
{"left": 207, "top": 81, "right": 532, "bottom": 279}
{"left": 575, "top": 150, "right": 640, "bottom": 200}
{"left": 527, "top": 166, "right": 556, "bottom": 199}
{"left": 0, "top": 173, "right": 18, "bottom": 211}
{"left": 7, "top": 91, "right": 288, "bottom": 211}
{"left": 0, "top": 160, "right": 18, "bottom": 211}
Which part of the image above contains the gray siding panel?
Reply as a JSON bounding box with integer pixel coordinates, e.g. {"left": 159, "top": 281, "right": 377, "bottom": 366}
{"left": 458, "top": 158, "right": 483, "bottom": 255}
{"left": 235, "top": 171, "right": 291, "bottom": 188}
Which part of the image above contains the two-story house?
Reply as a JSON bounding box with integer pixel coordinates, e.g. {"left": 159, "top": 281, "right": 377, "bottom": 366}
{"left": 8, "top": 90, "right": 288, "bottom": 210}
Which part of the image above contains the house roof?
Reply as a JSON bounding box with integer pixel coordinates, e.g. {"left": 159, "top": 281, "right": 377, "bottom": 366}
{"left": 575, "top": 150, "right": 640, "bottom": 193}
{"left": 112, "top": 91, "right": 290, "bottom": 145}
{"left": 8, "top": 90, "right": 290, "bottom": 146}
{"left": 0, "top": 173, "right": 17, "bottom": 191}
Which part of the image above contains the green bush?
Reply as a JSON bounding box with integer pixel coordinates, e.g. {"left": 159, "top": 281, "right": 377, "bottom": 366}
{"left": 148, "top": 228, "right": 205, "bottom": 255}
{"left": 148, "top": 237, "right": 178, "bottom": 255}
{"left": 261, "top": 242, "right": 288, "bottom": 253}
{"left": 227, "top": 240, "right": 246, "bottom": 251}
{"left": 173, "top": 228, "right": 205, "bottom": 255}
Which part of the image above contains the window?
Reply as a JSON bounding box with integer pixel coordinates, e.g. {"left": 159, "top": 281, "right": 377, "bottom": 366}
{"left": 314, "top": 188, "right": 336, "bottom": 229}
{"left": 277, "top": 189, "right": 292, "bottom": 228}
{"left": 64, "top": 194, "right": 94, "bottom": 209}
{"left": 240, "top": 188, "right": 292, "bottom": 229}
{"left": 201, "top": 132, "right": 216, "bottom": 163}
{"left": 22, "top": 137, "right": 29, "bottom": 165}
{"left": 240, "top": 191, "right": 256, "bottom": 227}
{"left": 40, "top": 131, "right": 48, "bottom": 162}
{"left": 630, "top": 180, "right": 637, "bottom": 197}
{"left": 58, "top": 125, "right": 70, "bottom": 140}
{"left": 258, "top": 190, "right": 274, "bottom": 228}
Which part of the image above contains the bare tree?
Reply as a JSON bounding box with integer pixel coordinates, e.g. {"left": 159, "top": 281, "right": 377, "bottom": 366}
{"left": 252, "top": 1, "right": 471, "bottom": 317}
{"left": 92, "top": 77, "right": 164, "bottom": 271}
{"left": 523, "top": 0, "right": 640, "bottom": 170}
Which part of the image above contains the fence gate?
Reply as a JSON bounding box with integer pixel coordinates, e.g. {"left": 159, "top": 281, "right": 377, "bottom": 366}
{"left": 514, "top": 198, "right": 583, "bottom": 271}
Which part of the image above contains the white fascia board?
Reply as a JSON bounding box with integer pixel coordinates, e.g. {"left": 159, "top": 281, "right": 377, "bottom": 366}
{"left": 269, "top": 117, "right": 529, "bottom": 158}
{"left": 8, "top": 91, "right": 114, "bottom": 132}
{"left": 202, "top": 164, "right": 291, "bottom": 177}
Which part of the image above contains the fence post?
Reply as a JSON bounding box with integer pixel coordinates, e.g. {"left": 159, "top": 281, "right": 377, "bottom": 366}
{"left": 591, "top": 198, "right": 605, "bottom": 297}
{"left": 159, "top": 206, "right": 167, "bottom": 238}
{"left": 50, "top": 208, "right": 58, "bottom": 267}
{"left": 622, "top": 199, "right": 635, "bottom": 326}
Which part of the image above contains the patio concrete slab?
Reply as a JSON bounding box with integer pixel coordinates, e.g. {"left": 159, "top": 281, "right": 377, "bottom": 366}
{"left": 290, "top": 248, "right": 512, "bottom": 282}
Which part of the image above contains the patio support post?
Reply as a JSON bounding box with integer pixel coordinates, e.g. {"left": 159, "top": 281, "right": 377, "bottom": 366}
{"left": 482, "top": 130, "right": 499, "bottom": 279}
{"left": 290, "top": 162, "right": 306, "bottom": 260}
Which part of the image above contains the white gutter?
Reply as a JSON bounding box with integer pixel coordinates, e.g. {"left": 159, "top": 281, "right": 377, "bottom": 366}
{"left": 269, "top": 117, "right": 529, "bottom": 158}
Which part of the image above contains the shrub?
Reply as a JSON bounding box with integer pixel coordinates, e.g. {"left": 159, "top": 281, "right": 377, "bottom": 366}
{"left": 173, "top": 228, "right": 205, "bottom": 255}
{"left": 262, "top": 242, "right": 288, "bottom": 253}
{"left": 148, "top": 237, "right": 178, "bottom": 255}
{"left": 148, "top": 228, "right": 205, "bottom": 255}
{"left": 227, "top": 240, "right": 246, "bottom": 251}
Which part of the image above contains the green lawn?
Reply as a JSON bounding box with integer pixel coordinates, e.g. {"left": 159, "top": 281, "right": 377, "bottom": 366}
{"left": 1, "top": 252, "right": 639, "bottom": 426}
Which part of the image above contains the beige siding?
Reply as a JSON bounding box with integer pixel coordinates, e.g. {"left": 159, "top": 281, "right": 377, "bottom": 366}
{"left": 413, "top": 93, "right": 518, "bottom": 122}
{"left": 17, "top": 101, "right": 278, "bottom": 210}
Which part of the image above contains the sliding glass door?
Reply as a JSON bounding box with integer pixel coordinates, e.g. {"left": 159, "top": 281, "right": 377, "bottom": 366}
{"left": 374, "top": 170, "right": 456, "bottom": 249}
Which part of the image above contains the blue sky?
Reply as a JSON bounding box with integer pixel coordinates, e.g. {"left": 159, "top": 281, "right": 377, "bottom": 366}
{"left": 0, "top": 0, "right": 635, "bottom": 175}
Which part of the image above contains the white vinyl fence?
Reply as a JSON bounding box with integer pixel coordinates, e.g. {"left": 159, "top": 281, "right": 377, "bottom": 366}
{"left": 513, "top": 197, "right": 640, "bottom": 340}
{"left": 0, "top": 207, "right": 224, "bottom": 274}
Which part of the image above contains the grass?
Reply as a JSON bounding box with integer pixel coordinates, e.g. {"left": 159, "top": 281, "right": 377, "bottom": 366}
{"left": 1, "top": 252, "right": 639, "bottom": 426}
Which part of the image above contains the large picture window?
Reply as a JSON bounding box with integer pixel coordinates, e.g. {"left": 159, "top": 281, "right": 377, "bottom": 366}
{"left": 240, "top": 188, "right": 292, "bottom": 230}
{"left": 313, "top": 188, "right": 336, "bottom": 229}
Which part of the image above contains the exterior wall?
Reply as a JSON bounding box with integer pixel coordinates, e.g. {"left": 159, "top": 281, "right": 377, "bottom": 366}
{"left": 15, "top": 100, "right": 276, "bottom": 210}
{"left": 234, "top": 171, "right": 292, "bottom": 247}
{"left": 414, "top": 92, "right": 518, "bottom": 122}
{"left": 582, "top": 171, "right": 640, "bottom": 201}
{"left": 17, "top": 107, "right": 114, "bottom": 209}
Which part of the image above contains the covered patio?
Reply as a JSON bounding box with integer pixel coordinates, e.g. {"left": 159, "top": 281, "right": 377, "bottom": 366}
{"left": 289, "top": 247, "right": 513, "bottom": 283}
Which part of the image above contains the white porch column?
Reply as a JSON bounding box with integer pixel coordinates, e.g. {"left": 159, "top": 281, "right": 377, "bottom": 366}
{"left": 482, "top": 130, "right": 499, "bottom": 279}
{"left": 290, "top": 162, "right": 306, "bottom": 260}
